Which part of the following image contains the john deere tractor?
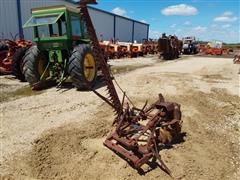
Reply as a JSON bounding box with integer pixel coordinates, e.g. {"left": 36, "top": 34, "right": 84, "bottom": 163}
{"left": 22, "top": 5, "right": 97, "bottom": 89}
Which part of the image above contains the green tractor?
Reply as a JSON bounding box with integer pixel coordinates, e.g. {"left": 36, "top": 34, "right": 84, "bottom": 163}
{"left": 22, "top": 5, "right": 97, "bottom": 89}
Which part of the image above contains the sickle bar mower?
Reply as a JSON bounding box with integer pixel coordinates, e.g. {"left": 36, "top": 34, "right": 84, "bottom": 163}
{"left": 79, "top": 0, "right": 183, "bottom": 175}
{"left": 104, "top": 94, "right": 181, "bottom": 175}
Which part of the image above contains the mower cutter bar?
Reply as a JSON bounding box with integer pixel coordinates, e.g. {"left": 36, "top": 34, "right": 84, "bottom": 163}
{"left": 103, "top": 94, "right": 181, "bottom": 175}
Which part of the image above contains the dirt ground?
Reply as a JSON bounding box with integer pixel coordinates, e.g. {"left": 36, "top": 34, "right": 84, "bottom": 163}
{"left": 0, "top": 56, "right": 239, "bottom": 180}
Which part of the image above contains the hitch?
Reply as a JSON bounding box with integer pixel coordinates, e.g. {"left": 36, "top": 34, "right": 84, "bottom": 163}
{"left": 104, "top": 94, "right": 182, "bottom": 175}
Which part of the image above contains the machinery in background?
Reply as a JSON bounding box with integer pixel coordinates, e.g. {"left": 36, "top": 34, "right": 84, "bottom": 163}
{"left": 204, "top": 41, "right": 224, "bottom": 55}
{"left": 131, "top": 42, "right": 144, "bottom": 57}
{"left": 0, "top": 38, "right": 160, "bottom": 80}
{"left": 0, "top": 40, "right": 9, "bottom": 74}
{"left": 118, "top": 42, "right": 132, "bottom": 58}
{"left": 99, "top": 40, "right": 120, "bottom": 59}
{"left": 182, "top": 36, "right": 199, "bottom": 54}
{"left": 142, "top": 39, "right": 158, "bottom": 55}
{"left": 99, "top": 40, "right": 157, "bottom": 59}
{"left": 158, "top": 34, "right": 182, "bottom": 60}
{"left": 0, "top": 39, "right": 32, "bottom": 77}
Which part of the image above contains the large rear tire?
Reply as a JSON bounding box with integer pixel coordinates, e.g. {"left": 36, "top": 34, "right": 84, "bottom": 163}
{"left": 68, "top": 44, "right": 97, "bottom": 90}
{"left": 22, "top": 46, "right": 48, "bottom": 87}
{"left": 12, "top": 48, "right": 28, "bottom": 81}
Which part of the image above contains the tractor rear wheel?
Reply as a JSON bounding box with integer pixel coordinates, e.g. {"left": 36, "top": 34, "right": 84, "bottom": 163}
{"left": 12, "top": 47, "right": 28, "bottom": 81}
{"left": 22, "top": 46, "right": 49, "bottom": 87}
{"left": 68, "top": 44, "right": 97, "bottom": 90}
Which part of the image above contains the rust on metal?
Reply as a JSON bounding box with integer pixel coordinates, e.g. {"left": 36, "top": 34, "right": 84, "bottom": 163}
{"left": 79, "top": 0, "right": 183, "bottom": 175}
{"left": 0, "top": 39, "right": 32, "bottom": 74}
{"left": 104, "top": 94, "right": 182, "bottom": 176}
{"left": 142, "top": 40, "right": 158, "bottom": 55}
{"left": 79, "top": 2, "right": 123, "bottom": 118}
{"left": 158, "top": 34, "right": 182, "bottom": 60}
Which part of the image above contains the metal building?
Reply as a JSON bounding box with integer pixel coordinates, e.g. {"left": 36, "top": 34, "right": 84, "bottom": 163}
{"left": 0, "top": 0, "right": 149, "bottom": 43}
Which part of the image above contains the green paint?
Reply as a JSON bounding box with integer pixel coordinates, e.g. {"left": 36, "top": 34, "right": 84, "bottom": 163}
{"left": 22, "top": 5, "right": 90, "bottom": 83}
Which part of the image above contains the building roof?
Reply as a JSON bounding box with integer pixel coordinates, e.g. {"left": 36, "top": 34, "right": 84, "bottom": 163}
{"left": 87, "top": 6, "right": 149, "bottom": 26}
{"left": 66, "top": 0, "right": 149, "bottom": 26}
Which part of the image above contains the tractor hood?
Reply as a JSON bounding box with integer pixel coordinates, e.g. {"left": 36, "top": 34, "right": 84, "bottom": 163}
{"left": 23, "top": 12, "right": 64, "bottom": 28}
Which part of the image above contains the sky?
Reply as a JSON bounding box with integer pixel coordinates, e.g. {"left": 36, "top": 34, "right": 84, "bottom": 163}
{"left": 78, "top": 0, "right": 240, "bottom": 43}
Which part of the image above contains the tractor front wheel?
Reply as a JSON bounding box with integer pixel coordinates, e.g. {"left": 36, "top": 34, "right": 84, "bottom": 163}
{"left": 22, "top": 46, "right": 49, "bottom": 87}
{"left": 68, "top": 44, "right": 97, "bottom": 90}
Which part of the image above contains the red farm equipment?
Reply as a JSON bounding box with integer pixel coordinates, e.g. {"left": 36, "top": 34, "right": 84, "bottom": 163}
{"left": 143, "top": 40, "right": 158, "bottom": 55}
{"left": 0, "top": 39, "right": 32, "bottom": 78}
{"left": 131, "top": 43, "right": 144, "bottom": 57}
{"left": 203, "top": 41, "right": 224, "bottom": 56}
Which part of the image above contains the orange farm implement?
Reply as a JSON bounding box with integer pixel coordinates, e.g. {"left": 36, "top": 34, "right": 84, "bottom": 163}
{"left": 0, "top": 39, "right": 32, "bottom": 75}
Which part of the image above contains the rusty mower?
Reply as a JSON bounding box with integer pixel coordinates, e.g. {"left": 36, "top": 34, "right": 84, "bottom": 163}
{"left": 77, "top": 0, "right": 183, "bottom": 176}
{"left": 0, "top": 39, "right": 32, "bottom": 79}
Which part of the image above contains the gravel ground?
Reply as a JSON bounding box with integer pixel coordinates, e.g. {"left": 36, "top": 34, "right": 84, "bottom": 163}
{"left": 0, "top": 55, "right": 239, "bottom": 180}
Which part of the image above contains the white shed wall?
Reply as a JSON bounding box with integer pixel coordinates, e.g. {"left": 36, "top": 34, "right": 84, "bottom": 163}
{"left": 115, "top": 17, "right": 133, "bottom": 42}
{"left": 0, "top": 1, "right": 19, "bottom": 39}
{"left": 88, "top": 8, "right": 114, "bottom": 41}
{"left": 134, "top": 22, "right": 148, "bottom": 43}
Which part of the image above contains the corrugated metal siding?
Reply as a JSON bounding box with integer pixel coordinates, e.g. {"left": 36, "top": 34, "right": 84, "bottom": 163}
{"left": 88, "top": 8, "right": 114, "bottom": 41}
{"left": 115, "top": 17, "right": 133, "bottom": 42}
{"left": 0, "top": 0, "right": 19, "bottom": 39}
{"left": 133, "top": 22, "right": 148, "bottom": 43}
{"left": 0, "top": 0, "right": 149, "bottom": 42}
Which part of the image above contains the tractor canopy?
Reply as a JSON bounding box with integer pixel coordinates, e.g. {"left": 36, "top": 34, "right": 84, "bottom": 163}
{"left": 23, "top": 5, "right": 89, "bottom": 49}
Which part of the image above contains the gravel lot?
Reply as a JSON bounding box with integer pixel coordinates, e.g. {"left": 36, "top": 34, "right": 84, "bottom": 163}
{"left": 0, "top": 55, "right": 239, "bottom": 180}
